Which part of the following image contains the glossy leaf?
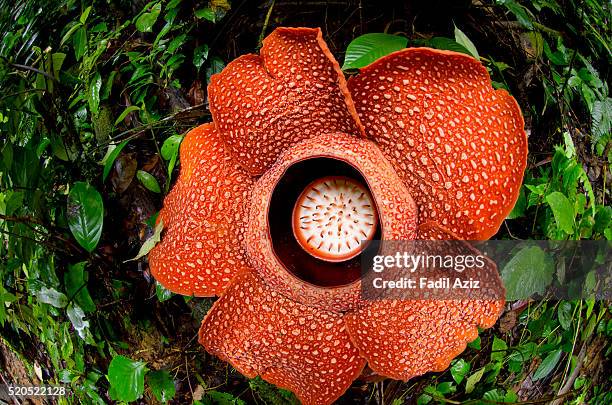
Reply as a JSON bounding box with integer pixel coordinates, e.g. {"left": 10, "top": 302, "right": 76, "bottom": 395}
{"left": 67, "top": 182, "right": 104, "bottom": 252}
{"left": 135, "top": 3, "right": 161, "bottom": 32}
{"left": 137, "top": 170, "right": 161, "bottom": 193}
{"left": 342, "top": 33, "right": 407, "bottom": 70}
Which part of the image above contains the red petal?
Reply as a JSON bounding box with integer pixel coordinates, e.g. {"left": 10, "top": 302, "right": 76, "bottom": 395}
{"left": 199, "top": 271, "right": 366, "bottom": 405}
{"left": 345, "top": 221, "right": 504, "bottom": 380}
{"left": 245, "top": 133, "right": 417, "bottom": 311}
{"left": 209, "top": 27, "right": 364, "bottom": 175}
{"left": 148, "top": 124, "right": 254, "bottom": 296}
{"left": 348, "top": 48, "right": 527, "bottom": 239}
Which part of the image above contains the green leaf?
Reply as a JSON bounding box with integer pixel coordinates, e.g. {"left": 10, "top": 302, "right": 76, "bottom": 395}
{"left": 126, "top": 219, "right": 164, "bottom": 262}
{"left": 65, "top": 262, "right": 96, "bottom": 312}
{"left": 88, "top": 72, "right": 102, "bottom": 115}
{"left": 155, "top": 282, "right": 173, "bottom": 302}
{"left": 114, "top": 106, "right": 140, "bottom": 126}
{"left": 507, "top": 187, "right": 526, "bottom": 219}
{"left": 102, "top": 140, "right": 129, "bottom": 181}
{"left": 501, "top": 245, "right": 554, "bottom": 300}
{"left": 195, "top": 7, "right": 215, "bottom": 22}
{"left": 491, "top": 336, "right": 508, "bottom": 362}
{"left": 79, "top": 5, "right": 92, "bottom": 24}
{"left": 66, "top": 303, "right": 91, "bottom": 341}
{"left": 453, "top": 25, "right": 479, "bottom": 59}
{"left": 465, "top": 368, "right": 485, "bottom": 394}
{"left": 557, "top": 301, "right": 573, "bottom": 330}
{"left": 36, "top": 286, "right": 68, "bottom": 308}
{"left": 450, "top": 358, "right": 470, "bottom": 384}
{"left": 67, "top": 182, "right": 104, "bottom": 252}
{"left": 147, "top": 370, "right": 176, "bottom": 403}
{"left": 426, "top": 37, "right": 472, "bottom": 56}
{"left": 532, "top": 349, "right": 562, "bottom": 381}
{"left": 161, "top": 134, "right": 183, "bottom": 180}
{"left": 107, "top": 355, "right": 148, "bottom": 402}
{"left": 206, "top": 57, "right": 226, "bottom": 83}
{"left": 546, "top": 191, "right": 575, "bottom": 234}
{"left": 136, "top": 3, "right": 162, "bottom": 32}
{"left": 161, "top": 134, "right": 183, "bottom": 160}
{"left": 498, "top": 0, "right": 534, "bottom": 29}
{"left": 73, "top": 27, "right": 87, "bottom": 61}
{"left": 342, "top": 33, "right": 407, "bottom": 70}
{"left": 137, "top": 170, "right": 161, "bottom": 193}
{"left": 193, "top": 44, "right": 209, "bottom": 70}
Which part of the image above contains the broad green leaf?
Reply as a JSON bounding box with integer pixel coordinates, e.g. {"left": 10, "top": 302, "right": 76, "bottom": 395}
{"left": 532, "top": 349, "right": 562, "bottom": 381}
{"left": 107, "top": 355, "right": 148, "bottom": 402}
{"left": 66, "top": 303, "right": 90, "bottom": 341}
{"left": 147, "top": 370, "right": 176, "bottom": 403}
{"left": 426, "top": 37, "right": 472, "bottom": 56}
{"left": 114, "top": 106, "right": 140, "bottom": 126}
{"left": 546, "top": 191, "right": 575, "bottom": 234}
{"left": 36, "top": 286, "right": 68, "bottom": 308}
{"left": 193, "top": 44, "right": 209, "bottom": 70}
{"left": 450, "top": 358, "right": 470, "bottom": 384}
{"left": 126, "top": 219, "right": 164, "bottom": 262}
{"left": 465, "top": 368, "right": 485, "bottom": 394}
{"left": 88, "top": 72, "right": 102, "bottom": 115}
{"left": 136, "top": 3, "right": 162, "bottom": 32}
{"left": 501, "top": 245, "right": 554, "bottom": 300}
{"left": 65, "top": 262, "right": 96, "bottom": 312}
{"left": 137, "top": 170, "right": 161, "bottom": 193}
{"left": 453, "top": 25, "right": 479, "bottom": 59}
{"left": 102, "top": 140, "right": 129, "bottom": 181}
{"left": 342, "top": 33, "right": 407, "bottom": 70}
{"left": 67, "top": 182, "right": 104, "bottom": 252}
{"left": 195, "top": 8, "right": 215, "bottom": 22}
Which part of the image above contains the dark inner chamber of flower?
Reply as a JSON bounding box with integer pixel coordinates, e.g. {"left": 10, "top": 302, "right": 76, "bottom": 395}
{"left": 269, "top": 158, "right": 381, "bottom": 287}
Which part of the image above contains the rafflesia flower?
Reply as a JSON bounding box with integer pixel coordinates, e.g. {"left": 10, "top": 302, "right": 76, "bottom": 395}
{"left": 149, "top": 27, "right": 527, "bottom": 404}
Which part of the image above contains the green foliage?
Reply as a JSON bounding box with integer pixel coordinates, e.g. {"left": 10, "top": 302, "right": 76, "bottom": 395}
{"left": 342, "top": 33, "right": 408, "bottom": 70}
{"left": 107, "top": 355, "right": 148, "bottom": 402}
{"left": 501, "top": 245, "right": 554, "bottom": 299}
{"left": 67, "top": 182, "right": 104, "bottom": 252}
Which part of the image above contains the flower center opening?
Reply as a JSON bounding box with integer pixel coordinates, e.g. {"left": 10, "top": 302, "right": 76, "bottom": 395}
{"left": 269, "top": 158, "right": 381, "bottom": 287}
{"left": 292, "top": 176, "right": 377, "bottom": 262}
